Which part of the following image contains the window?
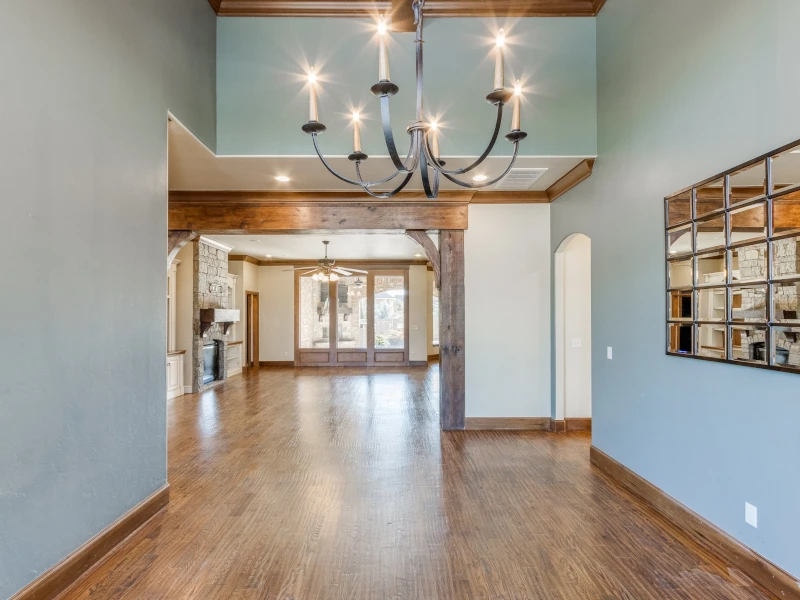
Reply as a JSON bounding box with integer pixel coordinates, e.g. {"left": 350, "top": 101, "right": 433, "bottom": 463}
{"left": 432, "top": 285, "right": 440, "bottom": 347}
{"left": 299, "top": 275, "right": 330, "bottom": 348}
{"left": 664, "top": 138, "right": 800, "bottom": 372}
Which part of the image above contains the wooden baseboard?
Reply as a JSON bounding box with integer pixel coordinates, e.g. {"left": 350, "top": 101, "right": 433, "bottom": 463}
{"left": 427, "top": 354, "right": 439, "bottom": 361}
{"left": 590, "top": 447, "right": 800, "bottom": 600}
{"left": 409, "top": 360, "right": 428, "bottom": 367}
{"left": 259, "top": 361, "right": 294, "bottom": 367}
{"left": 465, "top": 417, "right": 552, "bottom": 431}
{"left": 10, "top": 485, "right": 170, "bottom": 600}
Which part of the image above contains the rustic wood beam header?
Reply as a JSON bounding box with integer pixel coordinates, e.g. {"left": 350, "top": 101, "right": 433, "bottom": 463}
{"left": 209, "top": 0, "right": 606, "bottom": 18}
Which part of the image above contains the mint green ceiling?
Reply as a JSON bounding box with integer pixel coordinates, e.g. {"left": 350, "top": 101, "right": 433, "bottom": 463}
{"left": 217, "top": 17, "right": 597, "bottom": 157}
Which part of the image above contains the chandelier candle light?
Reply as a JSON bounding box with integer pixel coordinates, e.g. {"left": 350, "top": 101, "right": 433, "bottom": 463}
{"left": 301, "top": 0, "right": 527, "bottom": 199}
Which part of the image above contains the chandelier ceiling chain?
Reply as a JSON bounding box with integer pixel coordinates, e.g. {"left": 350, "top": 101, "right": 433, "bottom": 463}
{"left": 301, "top": 0, "right": 528, "bottom": 199}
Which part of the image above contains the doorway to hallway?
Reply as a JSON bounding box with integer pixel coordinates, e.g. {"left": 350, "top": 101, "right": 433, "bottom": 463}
{"left": 554, "top": 233, "right": 592, "bottom": 430}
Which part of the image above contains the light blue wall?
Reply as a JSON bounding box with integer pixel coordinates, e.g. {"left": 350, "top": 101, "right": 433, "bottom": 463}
{"left": 0, "top": 2, "right": 216, "bottom": 598}
{"left": 551, "top": 0, "right": 800, "bottom": 577}
{"left": 217, "top": 17, "right": 597, "bottom": 156}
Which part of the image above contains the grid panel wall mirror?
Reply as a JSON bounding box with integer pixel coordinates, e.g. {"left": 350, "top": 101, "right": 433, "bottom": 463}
{"left": 665, "top": 137, "right": 800, "bottom": 373}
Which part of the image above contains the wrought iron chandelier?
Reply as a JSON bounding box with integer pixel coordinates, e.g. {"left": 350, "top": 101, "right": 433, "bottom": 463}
{"left": 301, "top": 0, "right": 528, "bottom": 199}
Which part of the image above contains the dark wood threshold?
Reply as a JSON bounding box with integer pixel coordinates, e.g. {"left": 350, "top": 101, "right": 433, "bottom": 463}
{"left": 552, "top": 418, "right": 592, "bottom": 432}
{"left": 465, "top": 417, "right": 552, "bottom": 431}
{"left": 590, "top": 447, "right": 800, "bottom": 600}
{"left": 465, "top": 417, "right": 592, "bottom": 432}
{"left": 259, "top": 361, "right": 294, "bottom": 367}
{"left": 10, "top": 485, "right": 170, "bottom": 600}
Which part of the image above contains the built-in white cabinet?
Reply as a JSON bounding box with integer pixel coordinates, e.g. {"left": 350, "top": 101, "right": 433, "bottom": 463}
{"left": 227, "top": 342, "right": 243, "bottom": 377}
{"left": 167, "top": 352, "right": 185, "bottom": 399}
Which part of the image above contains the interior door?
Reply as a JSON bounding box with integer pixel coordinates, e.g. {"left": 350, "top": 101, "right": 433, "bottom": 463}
{"left": 245, "top": 292, "right": 259, "bottom": 368}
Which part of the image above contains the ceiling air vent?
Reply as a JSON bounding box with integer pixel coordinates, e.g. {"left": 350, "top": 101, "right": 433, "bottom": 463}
{"left": 492, "top": 167, "right": 548, "bottom": 191}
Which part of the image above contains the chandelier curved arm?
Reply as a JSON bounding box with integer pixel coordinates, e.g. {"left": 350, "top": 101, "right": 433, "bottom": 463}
{"left": 426, "top": 141, "right": 521, "bottom": 189}
{"left": 420, "top": 148, "right": 440, "bottom": 199}
{"left": 311, "top": 134, "right": 406, "bottom": 188}
{"left": 354, "top": 161, "right": 414, "bottom": 199}
{"left": 424, "top": 102, "right": 505, "bottom": 176}
{"left": 380, "top": 94, "right": 419, "bottom": 173}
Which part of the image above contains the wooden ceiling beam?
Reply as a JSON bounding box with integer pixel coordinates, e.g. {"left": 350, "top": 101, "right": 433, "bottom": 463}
{"left": 209, "top": 0, "right": 605, "bottom": 18}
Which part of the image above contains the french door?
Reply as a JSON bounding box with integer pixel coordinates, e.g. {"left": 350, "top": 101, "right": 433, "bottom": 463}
{"left": 294, "top": 268, "right": 409, "bottom": 366}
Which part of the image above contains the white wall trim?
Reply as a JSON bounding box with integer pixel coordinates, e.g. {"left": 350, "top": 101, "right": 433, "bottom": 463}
{"left": 183, "top": 385, "right": 193, "bottom": 394}
{"left": 198, "top": 235, "right": 234, "bottom": 253}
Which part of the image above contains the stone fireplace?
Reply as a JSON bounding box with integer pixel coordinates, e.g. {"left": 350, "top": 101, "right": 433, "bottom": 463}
{"left": 192, "top": 238, "right": 231, "bottom": 392}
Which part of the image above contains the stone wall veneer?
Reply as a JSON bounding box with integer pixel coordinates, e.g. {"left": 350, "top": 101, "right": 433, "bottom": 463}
{"left": 193, "top": 241, "right": 230, "bottom": 392}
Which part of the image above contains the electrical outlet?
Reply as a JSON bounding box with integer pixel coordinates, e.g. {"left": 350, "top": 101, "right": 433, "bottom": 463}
{"left": 284, "top": 352, "right": 288, "bottom": 357}
{"left": 745, "top": 502, "right": 757, "bottom": 528}
{"left": 607, "top": 347, "right": 613, "bottom": 360}
{"left": 571, "top": 338, "right": 582, "bottom": 348}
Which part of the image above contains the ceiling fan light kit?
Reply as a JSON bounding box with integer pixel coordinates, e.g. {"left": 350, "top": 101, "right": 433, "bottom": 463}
{"left": 285, "top": 241, "right": 369, "bottom": 282}
{"left": 301, "top": 0, "right": 528, "bottom": 199}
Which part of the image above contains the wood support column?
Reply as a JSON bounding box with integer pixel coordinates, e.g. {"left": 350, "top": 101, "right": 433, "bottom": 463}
{"left": 439, "top": 230, "right": 465, "bottom": 431}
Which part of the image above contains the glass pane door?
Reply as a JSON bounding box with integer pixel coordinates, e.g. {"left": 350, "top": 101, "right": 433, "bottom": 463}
{"left": 372, "top": 271, "right": 408, "bottom": 363}
{"left": 336, "top": 276, "right": 368, "bottom": 349}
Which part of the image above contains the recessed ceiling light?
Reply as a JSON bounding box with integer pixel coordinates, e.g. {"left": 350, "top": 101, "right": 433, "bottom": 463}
{"left": 415, "top": 253, "right": 423, "bottom": 258}
{"left": 275, "top": 175, "right": 291, "bottom": 182}
{"left": 473, "top": 174, "right": 488, "bottom": 182}
{"left": 265, "top": 254, "right": 273, "bottom": 258}
{"left": 791, "top": 150, "right": 800, "bottom": 154}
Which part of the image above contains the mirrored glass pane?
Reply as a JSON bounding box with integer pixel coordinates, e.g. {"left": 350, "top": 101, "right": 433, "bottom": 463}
{"left": 773, "top": 195, "right": 800, "bottom": 236}
{"left": 696, "top": 287, "right": 726, "bottom": 322}
{"left": 696, "top": 214, "right": 725, "bottom": 252}
{"left": 729, "top": 161, "right": 766, "bottom": 205}
{"left": 697, "top": 324, "right": 726, "bottom": 359}
{"left": 668, "top": 257, "right": 693, "bottom": 289}
{"left": 772, "top": 280, "right": 800, "bottom": 324}
{"left": 666, "top": 191, "right": 692, "bottom": 226}
{"left": 772, "top": 237, "right": 800, "bottom": 279}
{"left": 667, "top": 223, "right": 692, "bottom": 257}
{"left": 730, "top": 325, "right": 768, "bottom": 364}
{"left": 696, "top": 250, "right": 726, "bottom": 286}
{"left": 695, "top": 178, "right": 726, "bottom": 217}
{"left": 336, "top": 276, "right": 368, "bottom": 348}
{"left": 374, "top": 272, "right": 405, "bottom": 349}
{"left": 299, "top": 276, "right": 330, "bottom": 348}
{"left": 772, "top": 326, "right": 800, "bottom": 369}
{"left": 729, "top": 202, "right": 766, "bottom": 245}
{"left": 731, "top": 285, "right": 767, "bottom": 323}
{"left": 770, "top": 143, "right": 800, "bottom": 196}
{"left": 668, "top": 290, "right": 692, "bottom": 321}
{"left": 730, "top": 244, "right": 767, "bottom": 283}
{"left": 668, "top": 323, "right": 693, "bottom": 354}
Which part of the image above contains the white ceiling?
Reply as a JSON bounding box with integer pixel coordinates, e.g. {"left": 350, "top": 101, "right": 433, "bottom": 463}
{"left": 211, "top": 233, "right": 430, "bottom": 260}
{"left": 168, "top": 118, "right": 590, "bottom": 192}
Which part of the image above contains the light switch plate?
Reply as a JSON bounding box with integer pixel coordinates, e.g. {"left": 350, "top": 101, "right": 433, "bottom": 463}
{"left": 571, "top": 338, "right": 582, "bottom": 348}
{"left": 607, "top": 347, "right": 613, "bottom": 360}
{"left": 745, "top": 502, "right": 757, "bottom": 528}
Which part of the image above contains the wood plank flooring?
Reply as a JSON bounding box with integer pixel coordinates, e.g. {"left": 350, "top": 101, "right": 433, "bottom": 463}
{"left": 60, "top": 366, "right": 772, "bottom": 599}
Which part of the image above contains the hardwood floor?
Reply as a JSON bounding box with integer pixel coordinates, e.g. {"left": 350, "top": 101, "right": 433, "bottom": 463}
{"left": 60, "top": 366, "right": 772, "bottom": 599}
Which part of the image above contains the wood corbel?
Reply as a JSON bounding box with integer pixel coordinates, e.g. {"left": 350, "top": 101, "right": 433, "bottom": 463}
{"left": 405, "top": 230, "right": 440, "bottom": 288}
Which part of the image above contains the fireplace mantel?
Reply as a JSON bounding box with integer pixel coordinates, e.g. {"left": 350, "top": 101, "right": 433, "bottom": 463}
{"left": 199, "top": 308, "right": 240, "bottom": 336}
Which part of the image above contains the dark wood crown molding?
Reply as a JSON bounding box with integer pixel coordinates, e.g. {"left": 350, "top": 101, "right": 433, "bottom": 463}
{"left": 208, "top": 0, "right": 606, "bottom": 17}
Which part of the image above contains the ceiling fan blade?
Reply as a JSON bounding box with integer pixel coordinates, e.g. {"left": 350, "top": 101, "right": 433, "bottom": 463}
{"left": 345, "top": 268, "right": 368, "bottom": 274}
{"left": 331, "top": 268, "right": 352, "bottom": 276}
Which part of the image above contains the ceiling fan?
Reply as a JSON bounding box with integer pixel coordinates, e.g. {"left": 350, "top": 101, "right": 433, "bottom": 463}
{"left": 284, "top": 241, "right": 368, "bottom": 282}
